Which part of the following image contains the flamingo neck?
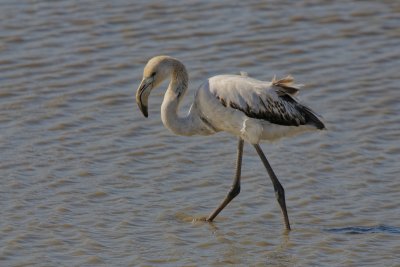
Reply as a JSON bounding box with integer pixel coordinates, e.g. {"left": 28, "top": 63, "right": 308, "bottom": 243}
{"left": 160, "top": 66, "right": 195, "bottom": 136}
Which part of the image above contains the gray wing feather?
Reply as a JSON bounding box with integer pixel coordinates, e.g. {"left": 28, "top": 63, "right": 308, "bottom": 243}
{"left": 210, "top": 75, "right": 325, "bottom": 129}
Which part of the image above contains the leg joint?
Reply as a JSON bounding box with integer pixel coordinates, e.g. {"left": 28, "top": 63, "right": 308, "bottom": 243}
{"left": 228, "top": 185, "right": 241, "bottom": 199}
{"left": 274, "top": 184, "right": 285, "bottom": 201}
{"left": 274, "top": 185, "right": 284, "bottom": 196}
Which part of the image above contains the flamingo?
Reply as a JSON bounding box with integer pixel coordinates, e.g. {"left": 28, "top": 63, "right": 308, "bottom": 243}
{"left": 136, "top": 55, "right": 325, "bottom": 230}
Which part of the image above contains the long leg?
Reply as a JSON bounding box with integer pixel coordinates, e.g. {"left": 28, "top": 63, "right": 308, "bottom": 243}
{"left": 207, "top": 138, "right": 244, "bottom": 222}
{"left": 253, "top": 144, "right": 291, "bottom": 230}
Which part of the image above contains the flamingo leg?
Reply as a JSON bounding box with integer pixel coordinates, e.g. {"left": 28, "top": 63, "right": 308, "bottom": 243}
{"left": 207, "top": 138, "right": 244, "bottom": 222}
{"left": 253, "top": 144, "right": 291, "bottom": 230}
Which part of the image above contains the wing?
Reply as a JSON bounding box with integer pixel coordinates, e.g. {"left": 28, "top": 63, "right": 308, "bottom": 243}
{"left": 209, "top": 74, "right": 325, "bottom": 129}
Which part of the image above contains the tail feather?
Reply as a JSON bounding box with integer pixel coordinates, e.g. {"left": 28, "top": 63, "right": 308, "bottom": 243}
{"left": 272, "top": 75, "right": 303, "bottom": 96}
{"left": 273, "top": 75, "right": 325, "bottom": 130}
{"left": 302, "top": 106, "right": 326, "bottom": 130}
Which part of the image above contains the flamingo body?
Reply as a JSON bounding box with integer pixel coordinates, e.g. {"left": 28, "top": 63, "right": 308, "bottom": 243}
{"left": 136, "top": 55, "right": 326, "bottom": 230}
{"left": 193, "top": 74, "right": 324, "bottom": 143}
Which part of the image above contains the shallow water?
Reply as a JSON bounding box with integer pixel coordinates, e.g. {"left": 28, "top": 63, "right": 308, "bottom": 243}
{"left": 1, "top": 0, "right": 400, "bottom": 266}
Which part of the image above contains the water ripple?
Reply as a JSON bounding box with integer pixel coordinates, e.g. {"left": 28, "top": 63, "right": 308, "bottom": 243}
{"left": 1, "top": 0, "right": 400, "bottom": 266}
{"left": 326, "top": 225, "right": 400, "bottom": 235}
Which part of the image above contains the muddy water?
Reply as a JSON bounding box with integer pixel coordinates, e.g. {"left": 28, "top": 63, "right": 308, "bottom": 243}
{"left": 1, "top": 0, "right": 399, "bottom": 266}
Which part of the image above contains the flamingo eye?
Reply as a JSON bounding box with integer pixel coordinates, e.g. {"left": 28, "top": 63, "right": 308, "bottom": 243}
{"left": 151, "top": 72, "right": 156, "bottom": 77}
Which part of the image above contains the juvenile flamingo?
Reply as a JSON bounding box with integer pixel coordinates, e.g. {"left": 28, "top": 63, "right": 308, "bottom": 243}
{"left": 136, "top": 55, "right": 325, "bottom": 230}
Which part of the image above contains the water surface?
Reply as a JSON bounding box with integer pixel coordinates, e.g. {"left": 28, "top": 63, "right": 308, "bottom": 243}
{"left": 1, "top": 0, "right": 399, "bottom": 266}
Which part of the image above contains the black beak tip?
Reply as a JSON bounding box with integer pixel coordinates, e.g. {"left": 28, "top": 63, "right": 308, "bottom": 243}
{"left": 140, "top": 106, "right": 148, "bottom": 118}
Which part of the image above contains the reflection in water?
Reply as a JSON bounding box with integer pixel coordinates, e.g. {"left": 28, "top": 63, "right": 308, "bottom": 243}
{"left": 204, "top": 220, "right": 293, "bottom": 266}
{"left": 264, "top": 231, "right": 293, "bottom": 266}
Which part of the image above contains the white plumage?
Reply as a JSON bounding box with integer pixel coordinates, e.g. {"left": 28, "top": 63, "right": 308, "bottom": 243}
{"left": 136, "top": 55, "right": 326, "bottom": 230}
{"left": 194, "top": 74, "right": 325, "bottom": 143}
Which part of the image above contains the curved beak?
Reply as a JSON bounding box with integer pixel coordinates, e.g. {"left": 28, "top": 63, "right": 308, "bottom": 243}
{"left": 136, "top": 77, "right": 154, "bottom": 117}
